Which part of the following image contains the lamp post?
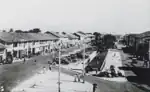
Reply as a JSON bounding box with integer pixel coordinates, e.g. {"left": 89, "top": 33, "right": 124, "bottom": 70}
{"left": 82, "top": 39, "right": 85, "bottom": 83}
{"left": 148, "top": 41, "right": 150, "bottom": 68}
{"left": 58, "top": 41, "right": 61, "bottom": 92}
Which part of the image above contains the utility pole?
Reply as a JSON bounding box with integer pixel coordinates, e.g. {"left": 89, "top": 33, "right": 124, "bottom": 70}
{"left": 52, "top": 41, "right": 54, "bottom": 58}
{"left": 82, "top": 39, "right": 85, "bottom": 83}
{"left": 58, "top": 41, "right": 61, "bottom": 92}
{"left": 148, "top": 40, "right": 150, "bottom": 68}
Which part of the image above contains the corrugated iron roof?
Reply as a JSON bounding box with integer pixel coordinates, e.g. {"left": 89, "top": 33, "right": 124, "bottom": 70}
{"left": 0, "top": 32, "right": 59, "bottom": 43}
{"left": 140, "top": 31, "right": 150, "bottom": 38}
{"left": 59, "top": 32, "right": 68, "bottom": 38}
{"left": 74, "top": 32, "right": 86, "bottom": 37}
{"left": 48, "top": 31, "right": 64, "bottom": 38}
{"left": 0, "top": 32, "right": 20, "bottom": 42}
{"left": 67, "top": 33, "right": 78, "bottom": 39}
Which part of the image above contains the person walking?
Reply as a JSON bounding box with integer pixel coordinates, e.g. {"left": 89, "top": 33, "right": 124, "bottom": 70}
{"left": 23, "top": 57, "right": 26, "bottom": 64}
{"left": 48, "top": 61, "right": 52, "bottom": 71}
{"left": 143, "top": 53, "right": 149, "bottom": 68}
{"left": 77, "top": 74, "right": 81, "bottom": 82}
{"left": 74, "top": 74, "right": 78, "bottom": 82}
{"left": 92, "top": 83, "right": 97, "bottom": 92}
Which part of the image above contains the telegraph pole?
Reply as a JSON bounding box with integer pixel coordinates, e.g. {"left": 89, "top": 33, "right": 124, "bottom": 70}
{"left": 148, "top": 40, "right": 150, "bottom": 68}
{"left": 58, "top": 41, "right": 61, "bottom": 92}
{"left": 82, "top": 39, "right": 85, "bottom": 83}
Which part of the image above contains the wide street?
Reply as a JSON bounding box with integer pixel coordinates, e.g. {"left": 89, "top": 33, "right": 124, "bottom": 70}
{"left": 0, "top": 45, "right": 149, "bottom": 92}
{"left": 0, "top": 46, "right": 82, "bottom": 91}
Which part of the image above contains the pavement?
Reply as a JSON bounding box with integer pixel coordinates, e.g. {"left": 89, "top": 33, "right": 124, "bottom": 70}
{"left": 0, "top": 46, "right": 84, "bottom": 91}
{"left": 115, "top": 43, "right": 150, "bottom": 91}
{"left": 55, "top": 48, "right": 147, "bottom": 92}
{"left": 11, "top": 69, "right": 93, "bottom": 92}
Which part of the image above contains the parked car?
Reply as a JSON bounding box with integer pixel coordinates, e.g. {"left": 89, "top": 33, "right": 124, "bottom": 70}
{"left": 85, "top": 65, "right": 93, "bottom": 73}
{"left": 70, "top": 54, "right": 76, "bottom": 59}
{"left": 53, "top": 57, "right": 69, "bottom": 65}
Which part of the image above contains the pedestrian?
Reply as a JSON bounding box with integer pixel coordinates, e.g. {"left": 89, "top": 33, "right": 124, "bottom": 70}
{"left": 143, "top": 59, "right": 148, "bottom": 68}
{"left": 74, "top": 74, "right": 78, "bottom": 82}
{"left": 95, "top": 69, "right": 98, "bottom": 74}
{"left": 48, "top": 61, "right": 52, "bottom": 71}
{"left": 143, "top": 53, "right": 149, "bottom": 68}
{"left": 92, "top": 83, "right": 97, "bottom": 92}
{"left": 43, "top": 66, "right": 46, "bottom": 73}
{"left": 77, "top": 74, "right": 81, "bottom": 82}
{"left": 23, "top": 57, "right": 26, "bottom": 64}
{"left": 110, "top": 65, "right": 116, "bottom": 77}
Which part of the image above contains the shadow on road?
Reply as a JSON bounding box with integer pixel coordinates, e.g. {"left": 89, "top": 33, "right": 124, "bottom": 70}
{"left": 118, "top": 49, "right": 150, "bottom": 92}
{"left": 119, "top": 66, "right": 150, "bottom": 87}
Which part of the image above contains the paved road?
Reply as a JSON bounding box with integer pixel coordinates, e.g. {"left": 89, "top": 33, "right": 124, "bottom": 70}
{"left": 0, "top": 46, "right": 148, "bottom": 92}
{"left": 54, "top": 51, "right": 146, "bottom": 92}
{"left": 0, "top": 46, "right": 81, "bottom": 91}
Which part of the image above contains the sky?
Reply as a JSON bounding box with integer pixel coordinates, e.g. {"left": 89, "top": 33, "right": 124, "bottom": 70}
{"left": 0, "top": 0, "right": 150, "bottom": 34}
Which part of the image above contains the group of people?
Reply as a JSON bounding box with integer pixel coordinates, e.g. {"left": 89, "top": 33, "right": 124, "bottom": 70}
{"left": 103, "top": 65, "right": 124, "bottom": 78}
{"left": 74, "top": 73, "right": 85, "bottom": 83}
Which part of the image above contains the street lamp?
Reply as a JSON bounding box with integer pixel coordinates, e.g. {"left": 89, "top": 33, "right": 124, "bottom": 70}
{"left": 58, "top": 41, "right": 61, "bottom": 92}
{"left": 82, "top": 39, "right": 85, "bottom": 83}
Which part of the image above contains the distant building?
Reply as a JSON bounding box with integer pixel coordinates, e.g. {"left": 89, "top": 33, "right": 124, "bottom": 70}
{"left": 73, "top": 31, "right": 86, "bottom": 40}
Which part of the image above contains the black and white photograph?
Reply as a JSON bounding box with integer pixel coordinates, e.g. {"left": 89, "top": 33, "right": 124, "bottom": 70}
{"left": 0, "top": 0, "right": 150, "bottom": 92}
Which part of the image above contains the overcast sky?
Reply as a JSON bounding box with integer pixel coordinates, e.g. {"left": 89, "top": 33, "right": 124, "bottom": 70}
{"left": 0, "top": 0, "right": 150, "bottom": 34}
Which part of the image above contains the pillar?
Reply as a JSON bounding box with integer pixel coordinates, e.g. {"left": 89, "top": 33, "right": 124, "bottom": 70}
{"left": 148, "top": 41, "right": 150, "bottom": 68}
{"left": 27, "top": 42, "right": 29, "bottom": 57}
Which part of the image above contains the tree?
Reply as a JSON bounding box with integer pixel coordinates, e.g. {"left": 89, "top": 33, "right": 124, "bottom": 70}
{"left": 45, "top": 31, "right": 51, "bottom": 34}
{"left": 15, "top": 30, "right": 23, "bottom": 33}
{"left": 28, "top": 28, "right": 41, "bottom": 33}
{"left": 102, "top": 34, "right": 116, "bottom": 49}
{"left": 9, "top": 28, "right": 13, "bottom": 32}
{"left": 23, "top": 31, "right": 29, "bottom": 33}
{"left": 92, "top": 32, "right": 104, "bottom": 52}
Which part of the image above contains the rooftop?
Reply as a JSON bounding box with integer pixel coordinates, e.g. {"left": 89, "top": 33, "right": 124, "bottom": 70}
{"left": 0, "top": 43, "right": 5, "bottom": 49}
{"left": 0, "top": 32, "right": 59, "bottom": 43}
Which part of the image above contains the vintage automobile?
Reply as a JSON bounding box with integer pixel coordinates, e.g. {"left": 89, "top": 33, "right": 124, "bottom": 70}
{"left": 53, "top": 57, "right": 69, "bottom": 65}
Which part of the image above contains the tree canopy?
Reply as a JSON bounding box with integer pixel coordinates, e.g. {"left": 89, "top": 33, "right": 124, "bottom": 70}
{"left": 45, "top": 31, "right": 51, "bottom": 34}
{"left": 9, "top": 28, "right": 13, "bottom": 32}
{"left": 28, "top": 28, "right": 41, "bottom": 33}
{"left": 15, "top": 30, "right": 23, "bottom": 33}
{"left": 92, "top": 33, "right": 116, "bottom": 52}
{"left": 103, "top": 34, "right": 116, "bottom": 49}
